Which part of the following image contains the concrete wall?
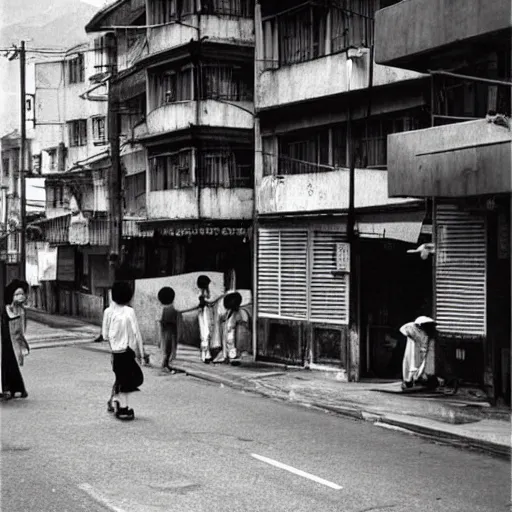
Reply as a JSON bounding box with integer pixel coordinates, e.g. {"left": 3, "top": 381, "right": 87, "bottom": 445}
{"left": 387, "top": 119, "right": 512, "bottom": 198}
{"left": 145, "top": 100, "right": 254, "bottom": 136}
{"left": 375, "top": 0, "right": 512, "bottom": 67}
{"left": 147, "top": 187, "right": 253, "bottom": 219}
{"left": 257, "top": 169, "right": 414, "bottom": 215}
{"left": 144, "top": 15, "right": 253, "bottom": 60}
{"left": 256, "top": 51, "right": 425, "bottom": 110}
{"left": 131, "top": 271, "right": 225, "bottom": 345}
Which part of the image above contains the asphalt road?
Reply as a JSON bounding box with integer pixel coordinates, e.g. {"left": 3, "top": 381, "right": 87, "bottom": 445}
{"left": 1, "top": 344, "right": 510, "bottom": 512}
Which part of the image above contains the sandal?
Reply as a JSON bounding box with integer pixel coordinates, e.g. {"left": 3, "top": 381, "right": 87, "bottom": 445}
{"left": 115, "top": 405, "right": 135, "bottom": 420}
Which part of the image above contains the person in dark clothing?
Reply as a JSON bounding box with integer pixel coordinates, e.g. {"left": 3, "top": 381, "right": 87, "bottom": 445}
{"left": 1, "top": 279, "right": 30, "bottom": 400}
{"left": 158, "top": 286, "right": 179, "bottom": 371}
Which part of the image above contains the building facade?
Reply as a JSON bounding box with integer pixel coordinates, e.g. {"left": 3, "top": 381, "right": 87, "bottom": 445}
{"left": 375, "top": 0, "right": 511, "bottom": 402}
{"left": 87, "top": 0, "right": 255, "bottom": 290}
{"left": 32, "top": 41, "right": 112, "bottom": 320}
{"left": 253, "top": 0, "right": 434, "bottom": 379}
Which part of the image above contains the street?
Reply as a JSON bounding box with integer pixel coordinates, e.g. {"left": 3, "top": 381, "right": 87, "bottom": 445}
{"left": 1, "top": 343, "right": 510, "bottom": 512}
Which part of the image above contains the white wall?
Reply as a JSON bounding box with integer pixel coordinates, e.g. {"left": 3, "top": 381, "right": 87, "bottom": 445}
{"left": 257, "top": 169, "right": 414, "bottom": 215}
{"left": 147, "top": 187, "right": 253, "bottom": 219}
{"left": 145, "top": 100, "right": 253, "bottom": 136}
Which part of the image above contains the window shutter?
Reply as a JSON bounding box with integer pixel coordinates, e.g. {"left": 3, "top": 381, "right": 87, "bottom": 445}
{"left": 257, "top": 229, "right": 280, "bottom": 316}
{"left": 435, "top": 204, "right": 486, "bottom": 336}
{"left": 280, "top": 230, "right": 308, "bottom": 318}
{"left": 310, "top": 232, "right": 349, "bottom": 324}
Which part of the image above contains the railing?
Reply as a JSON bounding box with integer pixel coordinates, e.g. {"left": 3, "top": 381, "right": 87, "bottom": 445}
{"left": 196, "top": 162, "right": 252, "bottom": 188}
{"left": 264, "top": 2, "right": 374, "bottom": 70}
{"left": 201, "top": 0, "right": 254, "bottom": 17}
{"left": 431, "top": 69, "right": 512, "bottom": 127}
{"left": 275, "top": 155, "right": 333, "bottom": 176}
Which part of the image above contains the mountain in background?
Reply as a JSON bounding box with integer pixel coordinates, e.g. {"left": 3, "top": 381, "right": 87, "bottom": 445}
{"left": 0, "top": 0, "right": 98, "bottom": 48}
{"left": 0, "top": 0, "right": 100, "bottom": 134}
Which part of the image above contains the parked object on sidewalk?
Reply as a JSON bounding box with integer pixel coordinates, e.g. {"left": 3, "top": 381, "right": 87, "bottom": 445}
{"left": 1, "top": 279, "right": 30, "bottom": 400}
{"left": 102, "top": 282, "right": 146, "bottom": 420}
{"left": 157, "top": 287, "right": 179, "bottom": 370}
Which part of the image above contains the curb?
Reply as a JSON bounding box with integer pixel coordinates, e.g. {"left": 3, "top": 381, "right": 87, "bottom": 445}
{"left": 31, "top": 338, "right": 98, "bottom": 350}
{"left": 377, "top": 417, "right": 511, "bottom": 460}
{"left": 169, "top": 362, "right": 511, "bottom": 460}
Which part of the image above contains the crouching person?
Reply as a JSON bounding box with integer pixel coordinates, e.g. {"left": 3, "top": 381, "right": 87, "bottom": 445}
{"left": 103, "top": 281, "right": 146, "bottom": 420}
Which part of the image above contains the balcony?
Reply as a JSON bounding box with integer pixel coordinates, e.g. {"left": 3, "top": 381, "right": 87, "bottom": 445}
{"left": 141, "top": 15, "right": 253, "bottom": 63}
{"left": 256, "top": 51, "right": 424, "bottom": 111}
{"left": 147, "top": 187, "right": 253, "bottom": 219}
{"left": 140, "top": 100, "right": 253, "bottom": 140}
{"left": 375, "top": 0, "right": 512, "bottom": 72}
{"left": 257, "top": 166, "right": 413, "bottom": 215}
{"left": 387, "top": 119, "right": 512, "bottom": 198}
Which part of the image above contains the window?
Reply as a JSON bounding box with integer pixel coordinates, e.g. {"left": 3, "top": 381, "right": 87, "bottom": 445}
{"left": 47, "top": 149, "right": 57, "bottom": 171}
{"left": 149, "top": 149, "right": 192, "bottom": 191}
{"left": 125, "top": 171, "right": 146, "bottom": 213}
{"left": 92, "top": 117, "right": 106, "bottom": 144}
{"left": 264, "top": 1, "right": 375, "bottom": 70}
{"left": 353, "top": 111, "right": 425, "bottom": 168}
{"left": 331, "top": 1, "right": 372, "bottom": 53}
{"left": 94, "top": 35, "right": 115, "bottom": 72}
{"left": 201, "top": 0, "right": 253, "bottom": 17}
{"left": 279, "top": 4, "right": 328, "bottom": 66}
{"left": 2, "top": 157, "right": 8, "bottom": 178}
{"left": 48, "top": 184, "right": 65, "bottom": 208}
{"left": 197, "top": 149, "right": 252, "bottom": 187}
{"left": 200, "top": 65, "right": 253, "bottom": 101}
{"left": 68, "top": 53, "right": 85, "bottom": 84}
{"left": 68, "top": 120, "right": 88, "bottom": 147}
{"left": 151, "top": 67, "right": 193, "bottom": 109}
{"left": 152, "top": 0, "right": 195, "bottom": 24}
{"left": 279, "top": 128, "right": 330, "bottom": 175}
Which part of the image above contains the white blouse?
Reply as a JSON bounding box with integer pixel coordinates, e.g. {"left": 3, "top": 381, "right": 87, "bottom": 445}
{"left": 102, "top": 303, "right": 144, "bottom": 356}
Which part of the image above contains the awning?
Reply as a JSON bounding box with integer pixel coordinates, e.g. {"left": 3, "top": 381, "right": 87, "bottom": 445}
{"left": 113, "top": 69, "right": 146, "bottom": 102}
{"left": 357, "top": 210, "right": 426, "bottom": 244}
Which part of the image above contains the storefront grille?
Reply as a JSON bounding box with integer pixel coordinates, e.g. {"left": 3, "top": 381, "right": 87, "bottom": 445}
{"left": 435, "top": 203, "right": 486, "bottom": 336}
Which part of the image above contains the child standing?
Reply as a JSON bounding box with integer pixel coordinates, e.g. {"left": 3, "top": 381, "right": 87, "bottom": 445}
{"left": 157, "top": 286, "right": 179, "bottom": 371}
{"left": 102, "top": 281, "right": 145, "bottom": 420}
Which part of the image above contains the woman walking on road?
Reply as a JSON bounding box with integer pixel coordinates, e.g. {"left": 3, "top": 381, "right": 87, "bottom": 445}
{"left": 1, "top": 279, "right": 30, "bottom": 400}
{"left": 102, "top": 281, "right": 146, "bottom": 420}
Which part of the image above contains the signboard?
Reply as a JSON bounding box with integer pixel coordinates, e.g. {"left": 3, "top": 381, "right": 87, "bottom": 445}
{"left": 336, "top": 243, "right": 350, "bottom": 272}
{"left": 157, "top": 225, "right": 248, "bottom": 237}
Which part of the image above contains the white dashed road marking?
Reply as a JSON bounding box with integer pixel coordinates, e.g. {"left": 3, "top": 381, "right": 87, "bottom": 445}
{"left": 250, "top": 453, "right": 343, "bottom": 490}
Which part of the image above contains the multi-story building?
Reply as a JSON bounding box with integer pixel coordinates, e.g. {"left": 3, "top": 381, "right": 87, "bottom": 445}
{"left": 375, "top": 0, "right": 511, "bottom": 403}
{"left": 32, "top": 41, "right": 112, "bottom": 318}
{"left": 1, "top": 130, "right": 34, "bottom": 284}
{"left": 253, "top": 0, "right": 434, "bottom": 379}
{"left": 87, "top": 0, "right": 255, "bottom": 289}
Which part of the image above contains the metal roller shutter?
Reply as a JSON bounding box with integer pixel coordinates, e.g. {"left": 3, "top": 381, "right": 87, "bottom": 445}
{"left": 257, "top": 229, "right": 280, "bottom": 316}
{"left": 311, "top": 232, "right": 349, "bottom": 324}
{"left": 435, "top": 204, "right": 486, "bottom": 336}
{"left": 280, "top": 230, "right": 308, "bottom": 319}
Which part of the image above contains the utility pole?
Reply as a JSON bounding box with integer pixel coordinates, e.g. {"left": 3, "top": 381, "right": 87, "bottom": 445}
{"left": 19, "top": 40, "right": 26, "bottom": 281}
{"left": 107, "top": 73, "right": 122, "bottom": 281}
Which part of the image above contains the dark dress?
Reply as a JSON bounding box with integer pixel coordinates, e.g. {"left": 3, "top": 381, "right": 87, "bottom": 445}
{"left": 112, "top": 348, "right": 143, "bottom": 394}
{"left": 1, "top": 309, "right": 27, "bottom": 397}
